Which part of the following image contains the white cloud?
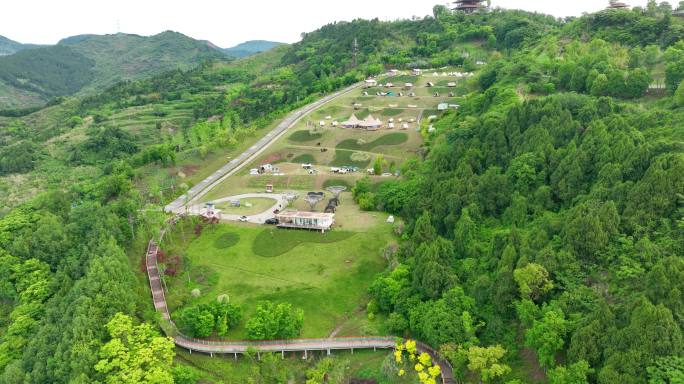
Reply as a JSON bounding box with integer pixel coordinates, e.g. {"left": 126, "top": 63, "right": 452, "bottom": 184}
{"left": 1, "top": 0, "right": 653, "bottom": 47}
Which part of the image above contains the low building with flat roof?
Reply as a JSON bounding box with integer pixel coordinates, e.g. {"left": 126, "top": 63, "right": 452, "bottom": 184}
{"left": 276, "top": 210, "right": 335, "bottom": 232}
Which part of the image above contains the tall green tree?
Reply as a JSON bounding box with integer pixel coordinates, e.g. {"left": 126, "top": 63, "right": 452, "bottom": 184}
{"left": 467, "top": 345, "right": 511, "bottom": 383}
{"left": 525, "top": 308, "right": 568, "bottom": 369}
{"left": 94, "top": 313, "right": 175, "bottom": 384}
{"left": 513, "top": 263, "right": 554, "bottom": 302}
{"left": 548, "top": 360, "right": 591, "bottom": 384}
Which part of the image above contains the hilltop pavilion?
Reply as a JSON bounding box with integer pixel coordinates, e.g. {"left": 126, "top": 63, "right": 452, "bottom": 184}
{"left": 453, "top": 0, "right": 488, "bottom": 13}
{"left": 607, "top": 0, "right": 629, "bottom": 9}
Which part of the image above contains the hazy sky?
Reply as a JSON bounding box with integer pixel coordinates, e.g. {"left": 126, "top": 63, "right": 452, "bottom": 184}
{"left": 2, "top": 0, "right": 652, "bottom": 48}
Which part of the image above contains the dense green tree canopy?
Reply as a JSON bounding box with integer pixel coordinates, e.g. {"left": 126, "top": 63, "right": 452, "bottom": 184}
{"left": 94, "top": 313, "right": 175, "bottom": 384}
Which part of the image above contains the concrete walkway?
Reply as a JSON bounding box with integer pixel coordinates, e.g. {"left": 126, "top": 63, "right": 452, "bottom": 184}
{"left": 165, "top": 82, "right": 362, "bottom": 214}
{"left": 188, "top": 193, "right": 288, "bottom": 224}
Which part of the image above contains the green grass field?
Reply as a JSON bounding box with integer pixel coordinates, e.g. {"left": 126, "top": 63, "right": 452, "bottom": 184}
{"left": 387, "top": 75, "right": 420, "bottom": 84}
{"left": 253, "top": 229, "right": 355, "bottom": 257}
{"left": 291, "top": 153, "right": 316, "bottom": 164}
{"left": 330, "top": 149, "right": 372, "bottom": 167}
{"left": 288, "top": 130, "right": 324, "bottom": 142}
{"left": 166, "top": 221, "right": 393, "bottom": 339}
{"left": 380, "top": 108, "right": 405, "bottom": 116}
{"left": 336, "top": 132, "right": 408, "bottom": 152}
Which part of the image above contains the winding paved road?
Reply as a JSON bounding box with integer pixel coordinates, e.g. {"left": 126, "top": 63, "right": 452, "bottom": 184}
{"left": 165, "top": 83, "right": 362, "bottom": 214}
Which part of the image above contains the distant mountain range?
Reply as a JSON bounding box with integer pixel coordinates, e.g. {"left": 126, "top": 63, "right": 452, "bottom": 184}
{"left": 0, "top": 33, "right": 284, "bottom": 109}
{"left": 0, "top": 35, "right": 43, "bottom": 56}
{"left": 222, "top": 40, "right": 284, "bottom": 58}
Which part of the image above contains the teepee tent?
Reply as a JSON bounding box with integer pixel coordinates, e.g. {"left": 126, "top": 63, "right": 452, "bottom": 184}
{"left": 341, "top": 114, "right": 362, "bottom": 128}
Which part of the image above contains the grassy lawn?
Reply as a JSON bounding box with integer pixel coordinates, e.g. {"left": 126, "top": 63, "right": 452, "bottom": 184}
{"left": 381, "top": 108, "right": 404, "bottom": 116}
{"left": 288, "top": 130, "right": 324, "bottom": 142}
{"left": 214, "top": 197, "right": 276, "bottom": 215}
{"left": 387, "top": 75, "right": 420, "bottom": 83}
{"left": 165, "top": 219, "right": 393, "bottom": 339}
{"left": 330, "top": 149, "right": 372, "bottom": 167}
{"left": 253, "top": 229, "right": 355, "bottom": 257}
{"left": 291, "top": 153, "right": 316, "bottom": 163}
{"left": 336, "top": 132, "right": 408, "bottom": 151}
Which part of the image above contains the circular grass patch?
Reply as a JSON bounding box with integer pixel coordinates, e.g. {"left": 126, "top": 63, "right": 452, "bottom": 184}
{"left": 253, "top": 229, "right": 355, "bottom": 257}
{"left": 323, "top": 178, "right": 352, "bottom": 189}
{"left": 288, "top": 130, "right": 323, "bottom": 142}
{"left": 214, "top": 232, "right": 240, "bottom": 249}
{"left": 330, "top": 150, "right": 371, "bottom": 167}
{"left": 370, "top": 132, "right": 408, "bottom": 147}
{"left": 350, "top": 152, "right": 371, "bottom": 162}
{"left": 336, "top": 132, "right": 409, "bottom": 152}
{"left": 292, "top": 154, "right": 316, "bottom": 164}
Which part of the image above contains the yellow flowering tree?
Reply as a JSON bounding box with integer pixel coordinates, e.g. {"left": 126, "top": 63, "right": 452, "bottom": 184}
{"left": 393, "top": 340, "right": 442, "bottom": 384}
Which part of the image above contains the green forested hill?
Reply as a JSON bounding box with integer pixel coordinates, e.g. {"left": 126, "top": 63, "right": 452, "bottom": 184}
{"left": 0, "top": 36, "right": 24, "bottom": 56}
{"left": 0, "top": 45, "right": 95, "bottom": 97}
{"left": 0, "top": 31, "right": 228, "bottom": 109}
{"left": 0, "top": 3, "right": 683, "bottom": 383}
{"left": 222, "top": 40, "right": 284, "bottom": 57}
{"left": 59, "top": 31, "right": 227, "bottom": 92}
{"left": 0, "top": 35, "right": 40, "bottom": 56}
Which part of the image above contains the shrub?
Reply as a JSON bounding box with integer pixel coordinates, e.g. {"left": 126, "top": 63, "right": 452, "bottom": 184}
{"left": 176, "top": 301, "right": 242, "bottom": 338}
{"left": 387, "top": 312, "right": 409, "bottom": 333}
{"left": 358, "top": 192, "right": 376, "bottom": 211}
{"left": 245, "top": 301, "right": 304, "bottom": 340}
{"left": 214, "top": 232, "right": 240, "bottom": 249}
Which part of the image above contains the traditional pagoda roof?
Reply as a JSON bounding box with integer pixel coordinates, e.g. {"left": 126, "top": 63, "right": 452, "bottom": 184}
{"left": 607, "top": 0, "right": 629, "bottom": 9}
{"left": 453, "top": 0, "right": 487, "bottom": 13}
